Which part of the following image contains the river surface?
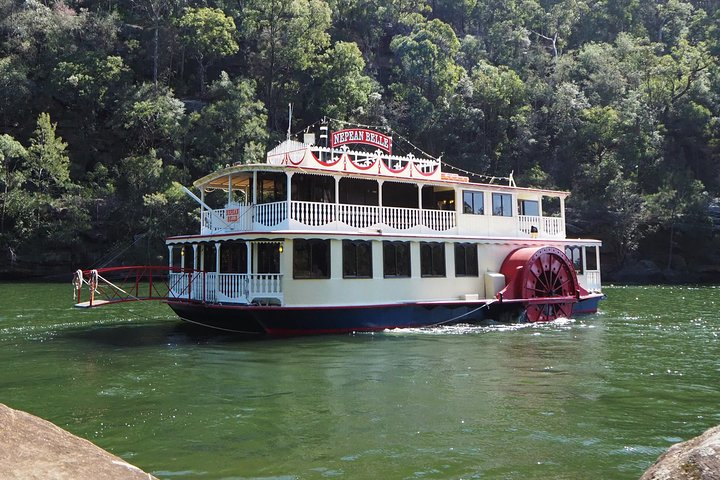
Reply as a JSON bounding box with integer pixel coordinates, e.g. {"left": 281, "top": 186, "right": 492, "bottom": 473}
{"left": 1, "top": 283, "right": 719, "bottom": 479}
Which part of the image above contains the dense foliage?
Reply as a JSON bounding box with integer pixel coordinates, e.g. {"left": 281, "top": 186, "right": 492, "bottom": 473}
{"left": 1, "top": 0, "right": 719, "bottom": 277}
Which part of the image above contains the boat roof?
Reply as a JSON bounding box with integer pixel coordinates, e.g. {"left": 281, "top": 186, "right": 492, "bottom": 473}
{"left": 193, "top": 156, "right": 570, "bottom": 199}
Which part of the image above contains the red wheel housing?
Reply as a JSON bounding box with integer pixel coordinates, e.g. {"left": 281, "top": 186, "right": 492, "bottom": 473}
{"left": 497, "top": 246, "right": 580, "bottom": 322}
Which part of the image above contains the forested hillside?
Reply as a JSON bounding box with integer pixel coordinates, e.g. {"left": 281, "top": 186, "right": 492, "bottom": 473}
{"left": 1, "top": 0, "right": 719, "bottom": 279}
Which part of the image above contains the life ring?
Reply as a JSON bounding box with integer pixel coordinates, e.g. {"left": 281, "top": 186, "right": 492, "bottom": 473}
{"left": 89, "top": 269, "right": 98, "bottom": 292}
{"left": 72, "top": 269, "right": 83, "bottom": 300}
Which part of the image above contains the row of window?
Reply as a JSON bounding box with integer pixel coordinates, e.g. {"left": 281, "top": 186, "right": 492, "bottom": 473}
{"left": 293, "top": 240, "right": 479, "bottom": 279}
{"left": 463, "top": 191, "right": 548, "bottom": 217}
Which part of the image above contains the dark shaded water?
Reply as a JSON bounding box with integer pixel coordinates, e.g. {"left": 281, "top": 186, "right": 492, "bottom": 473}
{"left": 1, "top": 283, "right": 719, "bottom": 479}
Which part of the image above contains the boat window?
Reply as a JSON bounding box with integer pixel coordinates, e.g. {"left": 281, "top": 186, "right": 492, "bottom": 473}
{"left": 343, "top": 240, "right": 373, "bottom": 278}
{"left": 339, "top": 178, "right": 378, "bottom": 205}
{"left": 382, "top": 182, "right": 419, "bottom": 208}
{"left": 564, "top": 246, "right": 583, "bottom": 273}
{"left": 585, "top": 246, "right": 598, "bottom": 271}
{"left": 291, "top": 173, "right": 335, "bottom": 203}
{"left": 492, "top": 193, "right": 512, "bottom": 216}
{"left": 257, "top": 243, "right": 281, "bottom": 273}
{"left": 422, "top": 186, "right": 454, "bottom": 210}
{"left": 454, "top": 243, "right": 478, "bottom": 277}
{"left": 383, "top": 241, "right": 411, "bottom": 278}
{"left": 256, "top": 172, "right": 286, "bottom": 204}
{"left": 420, "top": 242, "right": 446, "bottom": 277}
{"left": 220, "top": 242, "right": 248, "bottom": 273}
{"left": 293, "top": 239, "right": 330, "bottom": 279}
{"left": 518, "top": 199, "right": 539, "bottom": 216}
{"left": 462, "top": 191, "right": 484, "bottom": 215}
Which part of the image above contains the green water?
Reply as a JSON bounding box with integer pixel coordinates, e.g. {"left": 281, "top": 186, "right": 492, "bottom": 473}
{"left": 1, "top": 284, "right": 719, "bottom": 479}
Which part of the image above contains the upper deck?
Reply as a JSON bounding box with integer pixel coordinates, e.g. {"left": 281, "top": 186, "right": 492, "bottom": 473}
{"left": 190, "top": 129, "right": 569, "bottom": 240}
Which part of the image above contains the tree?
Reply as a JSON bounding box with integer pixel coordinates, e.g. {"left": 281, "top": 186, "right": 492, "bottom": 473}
{"left": 390, "top": 17, "right": 465, "bottom": 102}
{"left": 188, "top": 73, "right": 268, "bottom": 172}
{"left": 645, "top": 175, "right": 709, "bottom": 270}
{"left": 240, "top": 0, "right": 332, "bottom": 129}
{"left": 176, "top": 7, "right": 239, "bottom": 96}
{"left": 120, "top": 83, "right": 186, "bottom": 154}
{"left": 132, "top": 0, "right": 179, "bottom": 86}
{"left": 0, "top": 134, "right": 28, "bottom": 241}
{"left": 26, "top": 113, "right": 70, "bottom": 195}
{"left": 307, "top": 41, "right": 375, "bottom": 120}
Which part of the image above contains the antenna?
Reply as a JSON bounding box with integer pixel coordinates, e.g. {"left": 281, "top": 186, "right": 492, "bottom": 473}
{"left": 287, "top": 103, "right": 293, "bottom": 140}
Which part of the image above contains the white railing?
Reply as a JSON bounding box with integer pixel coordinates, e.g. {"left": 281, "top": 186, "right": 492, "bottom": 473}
{"left": 421, "top": 209, "right": 456, "bottom": 232}
{"left": 291, "top": 201, "right": 456, "bottom": 232}
{"left": 218, "top": 273, "right": 247, "bottom": 301}
{"left": 255, "top": 201, "right": 287, "bottom": 227}
{"left": 201, "top": 204, "right": 252, "bottom": 233}
{"left": 585, "top": 270, "right": 602, "bottom": 293}
{"left": 168, "top": 272, "right": 205, "bottom": 301}
{"left": 518, "top": 215, "right": 565, "bottom": 239}
{"left": 248, "top": 274, "right": 283, "bottom": 301}
{"left": 205, "top": 273, "right": 217, "bottom": 302}
{"left": 168, "top": 272, "right": 283, "bottom": 304}
{"left": 337, "top": 203, "right": 379, "bottom": 228}
{"left": 291, "top": 201, "right": 336, "bottom": 226}
{"left": 201, "top": 201, "right": 458, "bottom": 234}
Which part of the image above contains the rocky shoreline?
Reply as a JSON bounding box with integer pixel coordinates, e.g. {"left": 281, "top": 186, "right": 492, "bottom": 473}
{"left": 2, "top": 402, "right": 719, "bottom": 479}
{"left": 0, "top": 404, "right": 157, "bottom": 480}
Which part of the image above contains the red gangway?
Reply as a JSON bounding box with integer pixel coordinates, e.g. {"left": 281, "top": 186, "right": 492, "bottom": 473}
{"left": 72, "top": 266, "right": 205, "bottom": 308}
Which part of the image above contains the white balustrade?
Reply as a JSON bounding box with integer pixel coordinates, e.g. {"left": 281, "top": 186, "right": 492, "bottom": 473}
{"left": 173, "top": 273, "right": 284, "bottom": 304}
{"left": 585, "top": 271, "right": 602, "bottom": 293}
{"left": 201, "top": 204, "right": 252, "bottom": 233}
{"left": 541, "top": 216, "right": 564, "bottom": 237}
{"left": 338, "top": 204, "right": 380, "bottom": 228}
{"left": 168, "top": 272, "right": 208, "bottom": 301}
{"left": 518, "top": 215, "right": 565, "bottom": 239}
{"left": 255, "top": 201, "right": 287, "bottom": 227}
{"left": 248, "top": 274, "right": 284, "bottom": 301}
{"left": 291, "top": 201, "right": 336, "bottom": 226}
{"left": 205, "top": 273, "right": 217, "bottom": 303}
{"left": 168, "top": 272, "right": 188, "bottom": 299}
{"left": 421, "top": 209, "right": 456, "bottom": 231}
{"left": 218, "top": 273, "right": 247, "bottom": 301}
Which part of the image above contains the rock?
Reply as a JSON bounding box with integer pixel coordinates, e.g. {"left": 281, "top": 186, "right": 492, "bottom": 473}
{"left": 0, "top": 404, "right": 157, "bottom": 480}
{"left": 640, "top": 425, "right": 720, "bottom": 480}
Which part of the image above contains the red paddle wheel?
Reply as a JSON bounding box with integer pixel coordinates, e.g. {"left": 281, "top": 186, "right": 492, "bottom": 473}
{"left": 497, "top": 246, "right": 582, "bottom": 322}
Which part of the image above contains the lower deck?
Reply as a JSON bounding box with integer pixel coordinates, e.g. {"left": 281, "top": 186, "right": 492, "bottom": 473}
{"left": 166, "top": 236, "right": 602, "bottom": 308}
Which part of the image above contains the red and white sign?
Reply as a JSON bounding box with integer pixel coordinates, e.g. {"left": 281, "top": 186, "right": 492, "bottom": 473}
{"left": 331, "top": 128, "right": 392, "bottom": 154}
{"left": 226, "top": 208, "right": 239, "bottom": 222}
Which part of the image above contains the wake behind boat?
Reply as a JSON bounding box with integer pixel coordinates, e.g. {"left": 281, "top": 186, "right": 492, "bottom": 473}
{"left": 73, "top": 120, "right": 604, "bottom": 335}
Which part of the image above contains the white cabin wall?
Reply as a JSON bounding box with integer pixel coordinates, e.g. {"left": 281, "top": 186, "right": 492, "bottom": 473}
{"left": 281, "top": 239, "right": 495, "bottom": 307}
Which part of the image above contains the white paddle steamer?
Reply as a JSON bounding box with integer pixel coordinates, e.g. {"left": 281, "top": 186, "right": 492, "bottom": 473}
{"left": 74, "top": 122, "right": 604, "bottom": 334}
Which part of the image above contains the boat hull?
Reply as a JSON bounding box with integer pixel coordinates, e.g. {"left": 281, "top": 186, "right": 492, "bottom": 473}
{"left": 167, "top": 294, "right": 603, "bottom": 335}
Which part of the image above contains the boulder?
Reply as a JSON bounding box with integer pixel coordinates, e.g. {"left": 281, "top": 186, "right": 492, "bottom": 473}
{"left": 0, "top": 403, "right": 157, "bottom": 480}
{"left": 640, "top": 425, "right": 720, "bottom": 480}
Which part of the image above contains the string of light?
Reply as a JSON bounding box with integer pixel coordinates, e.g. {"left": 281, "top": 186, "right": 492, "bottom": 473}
{"left": 297, "top": 116, "right": 513, "bottom": 185}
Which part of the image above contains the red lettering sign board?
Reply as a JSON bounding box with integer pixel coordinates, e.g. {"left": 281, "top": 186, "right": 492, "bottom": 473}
{"left": 226, "top": 208, "right": 239, "bottom": 222}
{"left": 331, "top": 128, "right": 392, "bottom": 154}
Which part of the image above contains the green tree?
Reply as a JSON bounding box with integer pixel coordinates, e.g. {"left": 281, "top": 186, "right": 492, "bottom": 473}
{"left": 390, "top": 17, "right": 465, "bottom": 102}
{"left": 0, "top": 134, "right": 28, "bottom": 242}
{"left": 240, "top": 0, "right": 332, "bottom": 129}
{"left": 176, "top": 7, "right": 239, "bottom": 96}
{"left": 188, "top": 73, "right": 268, "bottom": 172}
{"left": 120, "top": 83, "right": 186, "bottom": 154}
{"left": 26, "top": 113, "right": 70, "bottom": 195}
{"left": 308, "top": 41, "right": 375, "bottom": 120}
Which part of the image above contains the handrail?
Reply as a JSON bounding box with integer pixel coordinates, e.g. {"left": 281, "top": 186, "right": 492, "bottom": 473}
{"left": 74, "top": 267, "right": 284, "bottom": 308}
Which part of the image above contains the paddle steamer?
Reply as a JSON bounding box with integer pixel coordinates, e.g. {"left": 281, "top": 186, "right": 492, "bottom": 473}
{"left": 74, "top": 122, "right": 604, "bottom": 334}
